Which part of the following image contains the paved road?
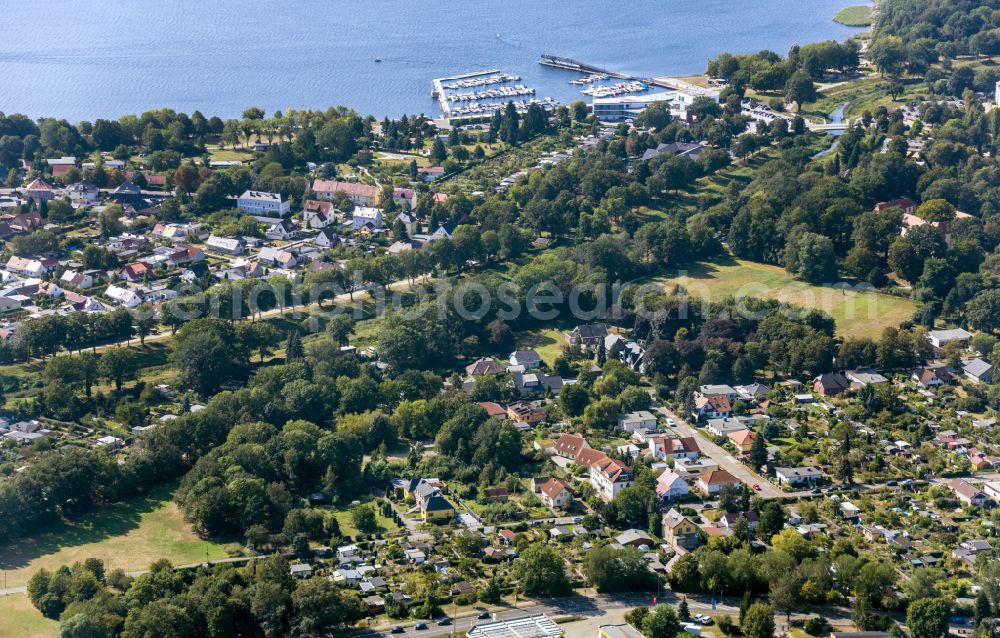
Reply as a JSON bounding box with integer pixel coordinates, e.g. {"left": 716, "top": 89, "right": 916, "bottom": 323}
{"left": 651, "top": 404, "right": 815, "bottom": 500}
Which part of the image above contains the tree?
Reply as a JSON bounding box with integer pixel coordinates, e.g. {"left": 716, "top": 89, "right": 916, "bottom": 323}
{"left": 291, "top": 578, "right": 364, "bottom": 637}
{"left": 757, "top": 501, "right": 786, "bottom": 541}
{"left": 350, "top": 504, "right": 378, "bottom": 535}
{"left": 511, "top": 544, "right": 570, "bottom": 597}
{"left": 742, "top": 603, "right": 776, "bottom": 638}
{"left": 559, "top": 383, "right": 589, "bottom": 417}
{"left": 644, "top": 605, "right": 681, "bottom": 638}
{"left": 583, "top": 546, "right": 654, "bottom": 592}
{"left": 98, "top": 348, "right": 139, "bottom": 393}
{"left": 325, "top": 314, "right": 354, "bottom": 346}
{"left": 907, "top": 598, "right": 950, "bottom": 638}
{"left": 770, "top": 577, "right": 799, "bottom": 622}
{"left": 749, "top": 430, "right": 768, "bottom": 471}
{"left": 170, "top": 318, "right": 247, "bottom": 396}
{"left": 785, "top": 71, "right": 816, "bottom": 111}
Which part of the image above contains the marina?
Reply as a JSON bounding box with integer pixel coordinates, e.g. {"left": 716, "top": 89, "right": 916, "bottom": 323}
{"left": 581, "top": 81, "right": 649, "bottom": 98}
{"left": 432, "top": 68, "right": 555, "bottom": 123}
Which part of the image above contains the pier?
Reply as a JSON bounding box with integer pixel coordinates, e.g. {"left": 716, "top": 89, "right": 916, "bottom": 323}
{"left": 538, "top": 54, "right": 636, "bottom": 80}
{"left": 431, "top": 69, "right": 501, "bottom": 116}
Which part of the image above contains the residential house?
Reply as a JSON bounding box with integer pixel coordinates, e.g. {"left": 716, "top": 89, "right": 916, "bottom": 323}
{"left": 465, "top": 357, "right": 503, "bottom": 376}
{"left": 695, "top": 468, "right": 741, "bottom": 495}
{"left": 45, "top": 156, "right": 77, "bottom": 178}
{"left": 649, "top": 435, "right": 700, "bottom": 461}
{"left": 874, "top": 197, "right": 917, "bottom": 215}
{"left": 351, "top": 207, "right": 383, "bottom": 230}
{"left": 813, "top": 372, "right": 850, "bottom": 396}
{"left": 312, "top": 180, "right": 379, "bottom": 206}
{"left": 60, "top": 270, "right": 94, "bottom": 289}
{"left": 912, "top": 364, "right": 954, "bottom": 387}
{"left": 507, "top": 401, "right": 546, "bottom": 425}
{"left": 927, "top": 328, "right": 972, "bottom": 349}
{"left": 845, "top": 370, "right": 889, "bottom": 388}
{"left": 963, "top": 358, "right": 993, "bottom": 384}
{"left": 392, "top": 188, "right": 418, "bottom": 210}
{"left": 22, "top": 178, "right": 55, "bottom": 202}
{"left": 706, "top": 418, "right": 752, "bottom": 438}
{"left": 418, "top": 166, "right": 445, "bottom": 182}
{"left": 949, "top": 478, "right": 993, "bottom": 507}
{"left": 258, "top": 247, "right": 299, "bottom": 270}
{"left": 66, "top": 180, "right": 101, "bottom": 206}
{"left": 618, "top": 410, "right": 657, "bottom": 432}
{"left": 727, "top": 429, "right": 757, "bottom": 454}
{"left": 662, "top": 507, "right": 700, "bottom": 550}
{"left": 590, "top": 455, "right": 633, "bottom": 501}
{"left": 303, "top": 200, "right": 334, "bottom": 229}
{"left": 720, "top": 511, "right": 759, "bottom": 531}
{"left": 289, "top": 564, "right": 313, "bottom": 579}
{"left": 237, "top": 190, "right": 291, "bottom": 217}
{"left": 205, "top": 235, "right": 246, "bottom": 255}
{"left": 314, "top": 227, "right": 340, "bottom": 248}
{"left": 395, "top": 212, "right": 417, "bottom": 237}
{"left": 615, "top": 529, "right": 654, "bottom": 548}
{"left": 538, "top": 478, "right": 573, "bottom": 509}
{"left": 420, "top": 494, "right": 457, "bottom": 523}
{"left": 566, "top": 323, "right": 608, "bottom": 348}
{"left": 121, "top": 262, "right": 152, "bottom": 283}
{"left": 104, "top": 284, "right": 142, "bottom": 308}
{"left": 774, "top": 466, "right": 825, "bottom": 486}
{"left": 266, "top": 218, "right": 296, "bottom": 240}
{"left": 553, "top": 433, "right": 590, "bottom": 459}
{"left": 511, "top": 370, "right": 563, "bottom": 396}
{"left": 509, "top": 349, "right": 542, "bottom": 369}
{"left": 691, "top": 386, "right": 735, "bottom": 419}
{"left": 6, "top": 256, "right": 50, "bottom": 277}
{"left": 655, "top": 470, "right": 690, "bottom": 501}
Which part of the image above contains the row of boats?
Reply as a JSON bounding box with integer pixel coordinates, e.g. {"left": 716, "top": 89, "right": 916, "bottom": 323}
{"left": 569, "top": 73, "right": 608, "bottom": 85}
{"left": 580, "top": 80, "right": 649, "bottom": 97}
{"left": 441, "top": 73, "right": 520, "bottom": 90}
{"left": 448, "top": 85, "right": 535, "bottom": 103}
{"left": 449, "top": 97, "right": 560, "bottom": 117}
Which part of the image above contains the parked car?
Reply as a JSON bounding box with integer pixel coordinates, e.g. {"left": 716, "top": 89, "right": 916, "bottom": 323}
{"left": 572, "top": 516, "right": 582, "bottom": 523}
{"left": 391, "top": 627, "right": 405, "bottom": 634}
{"left": 415, "top": 623, "right": 427, "bottom": 631}
{"left": 752, "top": 484, "right": 761, "bottom": 491}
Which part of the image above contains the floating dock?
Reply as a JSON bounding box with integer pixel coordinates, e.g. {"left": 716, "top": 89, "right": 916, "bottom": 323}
{"left": 431, "top": 69, "right": 501, "bottom": 116}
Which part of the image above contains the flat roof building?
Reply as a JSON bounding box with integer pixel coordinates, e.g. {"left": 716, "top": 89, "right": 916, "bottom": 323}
{"left": 467, "top": 614, "right": 562, "bottom": 638}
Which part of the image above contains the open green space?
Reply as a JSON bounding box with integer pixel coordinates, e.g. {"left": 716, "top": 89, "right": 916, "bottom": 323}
{"left": 834, "top": 5, "right": 873, "bottom": 26}
{"left": 0, "top": 594, "right": 58, "bottom": 638}
{"left": 651, "top": 257, "right": 919, "bottom": 339}
{"left": 0, "top": 481, "right": 228, "bottom": 589}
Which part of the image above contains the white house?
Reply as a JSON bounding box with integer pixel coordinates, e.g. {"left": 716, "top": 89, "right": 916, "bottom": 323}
{"left": 655, "top": 470, "right": 690, "bottom": 501}
{"left": 237, "top": 190, "right": 291, "bottom": 217}
{"left": 104, "top": 284, "right": 142, "bottom": 308}
{"left": 927, "top": 328, "right": 972, "bottom": 349}
{"left": 5, "top": 256, "right": 49, "bottom": 277}
{"left": 618, "top": 410, "right": 657, "bottom": 432}
{"left": 351, "top": 207, "right": 383, "bottom": 230}
{"left": 60, "top": 270, "right": 94, "bottom": 289}
{"left": 774, "top": 466, "right": 825, "bottom": 486}
{"left": 589, "top": 455, "right": 633, "bottom": 501}
{"left": 315, "top": 227, "right": 340, "bottom": 248}
{"left": 266, "top": 219, "right": 296, "bottom": 240}
{"left": 206, "top": 235, "right": 246, "bottom": 255}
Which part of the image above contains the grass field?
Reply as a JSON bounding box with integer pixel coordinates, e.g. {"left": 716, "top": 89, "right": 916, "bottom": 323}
{"left": 651, "top": 257, "right": 918, "bottom": 339}
{"left": 330, "top": 507, "right": 402, "bottom": 539}
{"left": 834, "top": 5, "right": 873, "bottom": 26}
{"left": 0, "top": 594, "right": 57, "bottom": 638}
{"left": 0, "top": 481, "right": 228, "bottom": 589}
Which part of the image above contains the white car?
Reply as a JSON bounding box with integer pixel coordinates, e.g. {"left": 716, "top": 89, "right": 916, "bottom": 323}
{"left": 666, "top": 418, "right": 676, "bottom": 426}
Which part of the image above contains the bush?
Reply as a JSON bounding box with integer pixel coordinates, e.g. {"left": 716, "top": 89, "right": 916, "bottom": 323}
{"left": 804, "top": 617, "right": 829, "bottom": 635}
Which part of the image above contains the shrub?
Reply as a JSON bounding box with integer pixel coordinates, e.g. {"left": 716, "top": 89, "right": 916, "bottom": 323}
{"left": 805, "top": 617, "right": 829, "bottom": 635}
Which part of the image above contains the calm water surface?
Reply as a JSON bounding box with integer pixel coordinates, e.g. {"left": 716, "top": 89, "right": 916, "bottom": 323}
{"left": 0, "top": 0, "right": 863, "bottom": 121}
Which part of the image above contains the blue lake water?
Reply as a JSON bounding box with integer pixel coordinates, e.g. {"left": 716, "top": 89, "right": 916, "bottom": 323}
{"left": 0, "top": 0, "right": 863, "bottom": 122}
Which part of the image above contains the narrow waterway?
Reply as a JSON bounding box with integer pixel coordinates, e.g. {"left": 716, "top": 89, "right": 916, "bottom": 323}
{"left": 812, "top": 102, "right": 849, "bottom": 159}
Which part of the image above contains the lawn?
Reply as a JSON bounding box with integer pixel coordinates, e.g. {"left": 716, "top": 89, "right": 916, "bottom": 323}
{"left": 833, "top": 5, "right": 873, "bottom": 26}
{"left": 517, "top": 327, "right": 569, "bottom": 367}
{"left": 0, "top": 481, "right": 228, "bottom": 589}
{"left": 650, "top": 257, "right": 918, "bottom": 339}
{"left": 330, "top": 506, "right": 402, "bottom": 539}
{"left": 0, "top": 594, "right": 57, "bottom": 638}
